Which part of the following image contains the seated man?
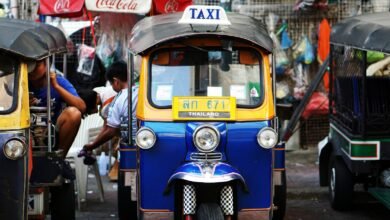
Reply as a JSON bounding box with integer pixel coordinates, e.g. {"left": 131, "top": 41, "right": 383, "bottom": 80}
{"left": 78, "top": 61, "right": 138, "bottom": 164}
{"left": 29, "top": 60, "right": 86, "bottom": 161}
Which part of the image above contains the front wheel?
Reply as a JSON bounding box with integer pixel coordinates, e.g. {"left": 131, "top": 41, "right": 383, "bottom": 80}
{"left": 328, "top": 156, "right": 354, "bottom": 210}
{"left": 50, "top": 181, "right": 76, "bottom": 220}
{"left": 197, "top": 203, "right": 224, "bottom": 220}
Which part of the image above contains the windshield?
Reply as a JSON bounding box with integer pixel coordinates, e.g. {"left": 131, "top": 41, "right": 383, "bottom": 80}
{"left": 0, "top": 54, "right": 18, "bottom": 114}
{"left": 150, "top": 48, "right": 262, "bottom": 108}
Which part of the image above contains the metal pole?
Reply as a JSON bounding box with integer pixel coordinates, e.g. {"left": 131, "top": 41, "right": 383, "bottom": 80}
{"left": 63, "top": 54, "right": 67, "bottom": 78}
{"left": 281, "top": 56, "right": 330, "bottom": 142}
{"left": 272, "top": 53, "right": 278, "bottom": 132}
{"left": 329, "top": 45, "right": 333, "bottom": 118}
{"left": 10, "top": 0, "right": 18, "bottom": 19}
{"left": 128, "top": 52, "right": 134, "bottom": 146}
{"left": 46, "top": 57, "right": 52, "bottom": 152}
{"left": 361, "top": 51, "right": 367, "bottom": 137}
{"left": 20, "top": 0, "right": 25, "bottom": 19}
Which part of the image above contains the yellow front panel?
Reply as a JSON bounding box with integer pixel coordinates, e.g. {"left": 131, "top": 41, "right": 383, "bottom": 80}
{"left": 136, "top": 45, "right": 275, "bottom": 122}
{"left": 0, "top": 63, "right": 30, "bottom": 130}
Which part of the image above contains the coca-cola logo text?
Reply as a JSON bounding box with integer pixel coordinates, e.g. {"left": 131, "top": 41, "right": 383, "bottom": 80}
{"left": 165, "top": 0, "right": 179, "bottom": 13}
{"left": 54, "top": 0, "right": 70, "bottom": 13}
{"left": 95, "top": 0, "right": 138, "bottom": 10}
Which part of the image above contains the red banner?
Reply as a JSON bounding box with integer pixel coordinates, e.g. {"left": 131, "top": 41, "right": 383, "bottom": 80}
{"left": 39, "top": 0, "right": 85, "bottom": 17}
{"left": 153, "top": 0, "right": 192, "bottom": 15}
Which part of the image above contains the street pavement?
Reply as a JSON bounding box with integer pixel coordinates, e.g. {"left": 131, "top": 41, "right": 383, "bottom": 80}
{"left": 75, "top": 173, "right": 119, "bottom": 220}
{"left": 72, "top": 147, "right": 390, "bottom": 220}
{"left": 285, "top": 147, "right": 389, "bottom": 220}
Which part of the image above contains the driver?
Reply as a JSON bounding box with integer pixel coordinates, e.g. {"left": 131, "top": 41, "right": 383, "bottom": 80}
{"left": 28, "top": 60, "right": 86, "bottom": 167}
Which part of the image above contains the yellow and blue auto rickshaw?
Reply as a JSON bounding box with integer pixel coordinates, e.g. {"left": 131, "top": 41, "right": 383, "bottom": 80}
{"left": 118, "top": 5, "right": 286, "bottom": 220}
{"left": 0, "top": 18, "right": 75, "bottom": 219}
{"left": 318, "top": 12, "right": 390, "bottom": 211}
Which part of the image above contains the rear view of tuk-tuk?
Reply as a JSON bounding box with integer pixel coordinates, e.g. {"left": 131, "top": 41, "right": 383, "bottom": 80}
{"left": 125, "top": 6, "right": 283, "bottom": 220}
{"left": 0, "top": 52, "right": 29, "bottom": 220}
{"left": 0, "top": 18, "right": 74, "bottom": 220}
{"left": 318, "top": 12, "right": 390, "bottom": 211}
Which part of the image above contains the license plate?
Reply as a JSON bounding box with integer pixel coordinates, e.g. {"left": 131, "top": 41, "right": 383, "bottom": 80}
{"left": 124, "top": 171, "right": 137, "bottom": 201}
{"left": 28, "top": 193, "right": 44, "bottom": 215}
{"left": 173, "top": 97, "right": 236, "bottom": 121}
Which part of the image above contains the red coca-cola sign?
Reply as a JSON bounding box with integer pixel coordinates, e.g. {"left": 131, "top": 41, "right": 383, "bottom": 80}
{"left": 39, "top": 0, "right": 84, "bottom": 17}
{"left": 95, "top": 0, "right": 137, "bottom": 10}
{"left": 153, "top": 0, "right": 192, "bottom": 14}
{"left": 86, "top": 0, "right": 152, "bottom": 14}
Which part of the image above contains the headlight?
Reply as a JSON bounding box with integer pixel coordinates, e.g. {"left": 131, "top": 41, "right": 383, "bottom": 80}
{"left": 193, "top": 125, "right": 220, "bottom": 153}
{"left": 135, "top": 127, "right": 156, "bottom": 149}
{"left": 3, "top": 138, "right": 27, "bottom": 160}
{"left": 257, "top": 127, "right": 278, "bottom": 149}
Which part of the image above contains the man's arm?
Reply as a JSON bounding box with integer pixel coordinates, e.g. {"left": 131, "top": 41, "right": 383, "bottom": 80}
{"left": 83, "top": 89, "right": 126, "bottom": 151}
{"left": 84, "top": 124, "right": 120, "bottom": 151}
{"left": 51, "top": 73, "right": 86, "bottom": 113}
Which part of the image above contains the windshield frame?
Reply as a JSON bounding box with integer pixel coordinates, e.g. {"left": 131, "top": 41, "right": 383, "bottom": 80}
{"left": 0, "top": 56, "right": 20, "bottom": 115}
{"left": 147, "top": 47, "right": 264, "bottom": 110}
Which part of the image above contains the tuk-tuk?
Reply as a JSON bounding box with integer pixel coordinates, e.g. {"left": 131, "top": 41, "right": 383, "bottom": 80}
{"left": 118, "top": 6, "right": 286, "bottom": 220}
{"left": 318, "top": 12, "right": 390, "bottom": 210}
{"left": 0, "top": 18, "right": 75, "bottom": 219}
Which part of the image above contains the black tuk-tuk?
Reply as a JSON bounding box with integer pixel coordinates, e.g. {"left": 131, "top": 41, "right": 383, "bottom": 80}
{"left": 318, "top": 12, "right": 390, "bottom": 210}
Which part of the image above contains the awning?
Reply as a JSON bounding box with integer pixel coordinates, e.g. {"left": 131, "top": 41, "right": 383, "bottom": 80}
{"left": 85, "top": 0, "right": 152, "bottom": 14}
{"left": 39, "top": 0, "right": 193, "bottom": 17}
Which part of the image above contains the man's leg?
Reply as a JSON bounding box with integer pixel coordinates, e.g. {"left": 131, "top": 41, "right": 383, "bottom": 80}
{"left": 56, "top": 107, "right": 82, "bottom": 157}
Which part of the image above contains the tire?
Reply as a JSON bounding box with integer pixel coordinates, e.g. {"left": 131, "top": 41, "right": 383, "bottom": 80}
{"left": 273, "top": 171, "right": 286, "bottom": 220}
{"left": 197, "top": 203, "right": 224, "bottom": 220}
{"left": 328, "top": 156, "right": 354, "bottom": 211}
{"left": 118, "top": 170, "right": 137, "bottom": 220}
{"left": 50, "top": 181, "right": 76, "bottom": 220}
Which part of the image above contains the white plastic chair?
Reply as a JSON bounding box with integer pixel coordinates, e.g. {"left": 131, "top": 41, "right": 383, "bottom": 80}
{"left": 66, "top": 113, "right": 104, "bottom": 210}
{"left": 87, "top": 127, "right": 105, "bottom": 203}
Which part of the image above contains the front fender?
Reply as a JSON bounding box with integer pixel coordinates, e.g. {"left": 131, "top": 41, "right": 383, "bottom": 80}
{"left": 318, "top": 137, "right": 332, "bottom": 186}
{"left": 166, "top": 162, "right": 248, "bottom": 192}
{"left": 0, "top": 132, "right": 28, "bottom": 220}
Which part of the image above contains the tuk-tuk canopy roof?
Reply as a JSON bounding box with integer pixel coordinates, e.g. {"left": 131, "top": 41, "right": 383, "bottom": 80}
{"left": 0, "top": 18, "right": 67, "bottom": 60}
{"left": 129, "top": 12, "right": 273, "bottom": 55}
{"left": 331, "top": 12, "right": 390, "bottom": 53}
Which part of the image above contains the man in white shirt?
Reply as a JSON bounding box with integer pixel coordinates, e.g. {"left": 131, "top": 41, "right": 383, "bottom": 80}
{"left": 78, "top": 61, "right": 138, "bottom": 164}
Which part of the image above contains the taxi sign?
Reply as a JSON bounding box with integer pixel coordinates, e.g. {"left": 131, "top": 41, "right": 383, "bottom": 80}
{"left": 173, "top": 97, "right": 236, "bottom": 121}
{"left": 178, "top": 5, "right": 231, "bottom": 26}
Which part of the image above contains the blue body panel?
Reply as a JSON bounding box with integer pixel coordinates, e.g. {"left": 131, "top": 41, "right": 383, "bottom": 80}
{"left": 225, "top": 121, "right": 272, "bottom": 209}
{"left": 139, "top": 122, "right": 187, "bottom": 210}
{"left": 119, "top": 143, "right": 137, "bottom": 170}
{"left": 0, "top": 132, "right": 28, "bottom": 220}
{"left": 139, "top": 121, "right": 272, "bottom": 210}
{"left": 274, "top": 142, "right": 285, "bottom": 169}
